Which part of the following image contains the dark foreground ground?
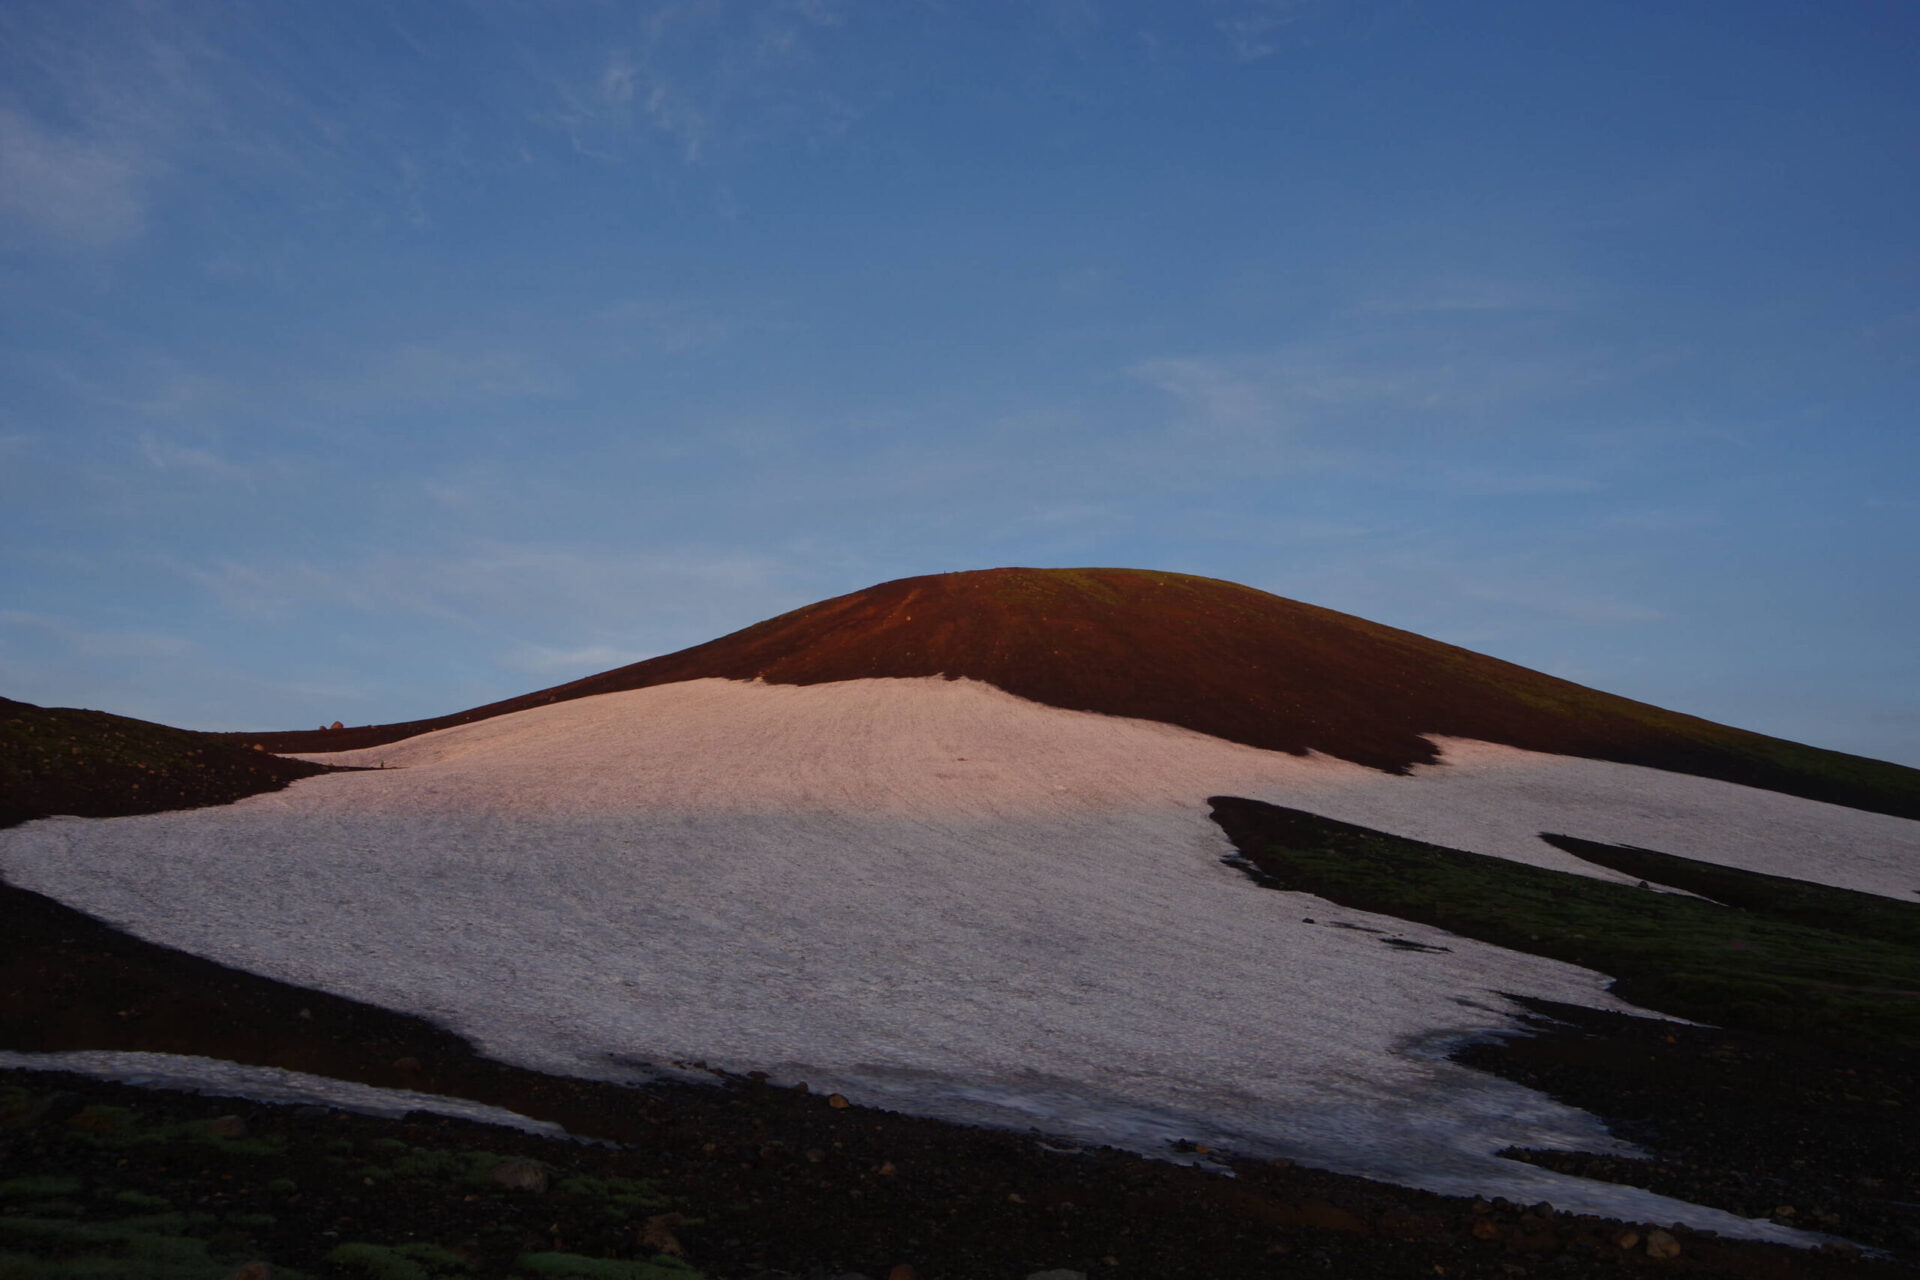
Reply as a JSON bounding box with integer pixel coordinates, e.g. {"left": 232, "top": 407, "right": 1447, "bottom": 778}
{"left": 3, "top": 871, "right": 1914, "bottom": 1280}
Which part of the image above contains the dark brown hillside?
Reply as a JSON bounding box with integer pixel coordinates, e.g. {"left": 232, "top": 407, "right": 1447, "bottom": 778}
{"left": 232, "top": 567, "right": 1920, "bottom": 821}
{"left": 1, "top": 695, "right": 330, "bottom": 826}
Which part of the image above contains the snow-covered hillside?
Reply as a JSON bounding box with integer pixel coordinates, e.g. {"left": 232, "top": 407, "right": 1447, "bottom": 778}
{"left": 7, "top": 676, "right": 1915, "bottom": 1237}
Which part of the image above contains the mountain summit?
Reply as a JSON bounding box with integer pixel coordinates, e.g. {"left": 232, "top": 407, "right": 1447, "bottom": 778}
{"left": 10, "top": 566, "right": 1919, "bottom": 1246}
{"left": 246, "top": 567, "right": 1919, "bottom": 820}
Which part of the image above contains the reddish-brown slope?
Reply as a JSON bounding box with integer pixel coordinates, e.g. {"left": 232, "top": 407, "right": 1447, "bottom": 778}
{"left": 232, "top": 567, "right": 1920, "bottom": 821}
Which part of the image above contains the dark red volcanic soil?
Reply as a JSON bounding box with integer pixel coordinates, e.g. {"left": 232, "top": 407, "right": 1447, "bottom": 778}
{"left": 232, "top": 567, "right": 1920, "bottom": 821}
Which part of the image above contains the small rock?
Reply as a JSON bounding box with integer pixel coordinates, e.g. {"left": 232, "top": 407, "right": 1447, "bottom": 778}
{"left": 329, "top": 721, "right": 344, "bottom": 730}
{"left": 1613, "top": 1229, "right": 1640, "bottom": 1250}
{"left": 886, "top": 1265, "right": 917, "bottom": 1280}
{"left": 1772, "top": 1204, "right": 1795, "bottom": 1218}
{"left": 1645, "top": 1228, "right": 1681, "bottom": 1260}
{"left": 827, "top": 1093, "right": 851, "bottom": 1109}
{"left": 490, "top": 1159, "right": 548, "bottom": 1193}
{"left": 804, "top": 1148, "right": 825, "bottom": 1163}
{"left": 1471, "top": 1219, "right": 1503, "bottom": 1242}
{"left": 205, "top": 1115, "right": 247, "bottom": 1139}
{"left": 639, "top": 1212, "right": 686, "bottom": 1256}
{"left": 877, "top": 1161, "right": 898, "bottom": 1176}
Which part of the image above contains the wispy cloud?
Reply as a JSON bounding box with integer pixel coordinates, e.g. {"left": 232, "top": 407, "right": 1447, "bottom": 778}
{"left": 1131, "top": 356, "right": 1279, "bottom": 430}
{"left": 1211, "top": 0, "right": 1309, "bottom": 62}
{"left": 137, "top": 432, "right": 254, "bottom": 485}
{"left": 1131, "top": 328, "right": 1610, "bottom": 438}
{"left": 593, "top": 297, "right": 754, "bottom": 354}
{"left": 0, "top": 609, "right": 194, "bottom": 661}
{"left": 0, "top": 107, "right": 149, "bottom": 248}
{"left": 1350, "top": 275, "right": 1576, "bottom": 318}
{"left": 0, "top": 3, "right": 222, "bottom": 252}
{"left": 541, "top": 0, "right": 859, "bottom": 171}
{"left": 173, "top": 542, "right": 805, "bottom": 658}
{"left": 310, "top": 342, "right": 575, "bottom": 412}
{"left": 500, "top": 642, "right": 656, "bottom": 678}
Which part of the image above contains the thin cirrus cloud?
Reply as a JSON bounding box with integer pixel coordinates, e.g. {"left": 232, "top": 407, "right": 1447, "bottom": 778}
{"left": 541, "top": 1, "right": 856, "bottom": 169}
{"left": 137, "top": 433, "right": 254, "bottom": 485}
{"left": 0, "top": 610, "right": 193, "bottom": 662}
{"left": 174, "top": 543, "right": 806, "bottom": 645}
{"left": 0, "top": 1, "right": 226, "bottom": 253}
{"left": 500, "top": 643, "right": 657, "bottom": 678}
{"left": 0, "top": 108, "right": 149, "bottom": 249}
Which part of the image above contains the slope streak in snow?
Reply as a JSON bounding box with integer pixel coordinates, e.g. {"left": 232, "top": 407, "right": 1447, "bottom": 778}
{"left": 234, "top": 567, "right": 1920, "bottom": 821}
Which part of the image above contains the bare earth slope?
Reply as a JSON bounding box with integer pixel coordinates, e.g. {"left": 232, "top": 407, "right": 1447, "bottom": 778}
{"left": 230, "top": 567, "right": 1920, "bottom": 821}
{"left": 0, "top": 695, "right": 330, "bottom": 827}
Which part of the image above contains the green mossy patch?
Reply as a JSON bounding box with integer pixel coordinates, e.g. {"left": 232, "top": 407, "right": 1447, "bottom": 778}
{"left": 0, "top": 1183, "right": 80, "bottom": 1203}
{"left": 1540, "top": 832, "right": 1920, "bottom": 947}
{"left": 0, "top": 1208, "right": 279, "bottom": 1280}
{"left": 513, "top": 1252, "right": 698, "bottom": 1279}
{"left": 328, "top": 1240, "right": 473, "bottom": 1278}
{"left": 0, "top": 1081, "right": 696, "bottom": 1280}
{"left": 1210, "top": 797, "right": 1920, "bottom": 1050}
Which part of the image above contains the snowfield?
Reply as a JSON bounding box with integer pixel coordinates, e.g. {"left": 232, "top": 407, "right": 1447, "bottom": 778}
{"left": 5, "top": 676, "right": 1916, "bottom": 1240}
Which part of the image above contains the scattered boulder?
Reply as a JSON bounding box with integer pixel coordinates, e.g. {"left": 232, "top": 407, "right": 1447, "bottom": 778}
{"left": 204, "top": 1114, "right": 247, "bottom": 1139}
{"left": 639, "top": 1211, "right": 685, "bottom": 1255}
{"left": 489, "top": 1159, "right": 548, "bottom": 1192}
{"left": 1645, "top": 1227, "right": 1681, "bottom": 1259}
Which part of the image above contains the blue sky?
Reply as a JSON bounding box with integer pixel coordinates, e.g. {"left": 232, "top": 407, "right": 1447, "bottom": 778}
{"left": 3, "top": 1, "right": 1917, "bottom": 767}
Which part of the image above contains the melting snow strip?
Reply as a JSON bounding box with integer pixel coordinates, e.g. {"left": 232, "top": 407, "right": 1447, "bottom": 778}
{"left": 0, "top": 1049, "right": 572, "bottom": 1139}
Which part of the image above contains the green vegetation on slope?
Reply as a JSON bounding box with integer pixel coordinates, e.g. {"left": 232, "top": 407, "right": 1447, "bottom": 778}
{"left": 1541, "top": 832, "right": 1920, "bottom": 948}
{"left": 1208, "top": 797, "right": 1920, "bottom": 1051}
